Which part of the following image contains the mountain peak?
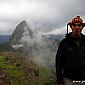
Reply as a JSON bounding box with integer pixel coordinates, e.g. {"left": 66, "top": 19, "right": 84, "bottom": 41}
{"left": 18, "top": 20, "right": 27, "bottom": 26}
{"left": 9, "top": 20, "right": 33, "bottom": 44}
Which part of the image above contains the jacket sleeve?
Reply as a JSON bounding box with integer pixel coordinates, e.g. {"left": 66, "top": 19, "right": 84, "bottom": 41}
{"left": 55, "top": 41, "right": 64, "bottom": 84}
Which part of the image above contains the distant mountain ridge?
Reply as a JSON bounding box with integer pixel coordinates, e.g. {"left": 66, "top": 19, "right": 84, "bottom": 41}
{"left": 0, "top": 35, "right": 11, "bottom": 44}
{"left": 48, "top": 34, "right": 64, "bottom": 40}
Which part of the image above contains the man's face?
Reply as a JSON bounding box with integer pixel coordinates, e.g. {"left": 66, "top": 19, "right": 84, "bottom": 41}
{"left": 71, "top": 23, "right": 83, "bottom": 37}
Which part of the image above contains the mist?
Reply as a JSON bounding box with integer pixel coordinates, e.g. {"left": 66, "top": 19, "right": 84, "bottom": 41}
{"left": 18, "top": 23, "right": 58, "bottom": 69}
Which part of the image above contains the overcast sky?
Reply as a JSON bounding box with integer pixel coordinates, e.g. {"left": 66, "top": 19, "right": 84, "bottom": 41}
{"left": 0, "top": 0, "right": 85, "bottom": 35}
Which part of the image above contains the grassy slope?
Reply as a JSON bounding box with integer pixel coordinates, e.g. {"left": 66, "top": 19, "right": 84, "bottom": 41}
{"left": 0, "top": 52, "right": 56, "bottom": 85}
{"left": 0, "top": 56, "right": 25, "bottom": 85}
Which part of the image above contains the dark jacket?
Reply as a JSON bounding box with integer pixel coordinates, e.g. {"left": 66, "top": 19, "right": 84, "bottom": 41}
{"left": 56, "top": 32, "right": 85, "bottom": 84}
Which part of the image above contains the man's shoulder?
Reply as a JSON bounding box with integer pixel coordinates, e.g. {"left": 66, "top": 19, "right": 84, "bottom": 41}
{"left": 59, "top": 38, "right": 67, "bottom": 46}
{"left": 81, "top": 33, "right": 85, "bottom": 41}
{"left": 60, "top": 37, "right": 67, "bottom": 43}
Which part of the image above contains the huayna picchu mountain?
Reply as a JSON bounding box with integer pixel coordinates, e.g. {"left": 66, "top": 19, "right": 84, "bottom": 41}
{"left": 9, "top": 20, "right": 33, "bottom": 45}
{"left": 0, "top": 20, "right": 60, "bottom": 71}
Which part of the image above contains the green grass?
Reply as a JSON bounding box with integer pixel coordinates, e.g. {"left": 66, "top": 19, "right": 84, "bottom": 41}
{"left": 0, "top": 62, "right": 16, "bottom": 68}
{"left": 0, "top": 55, "right": 55, "bottom": 85}
{"left": 39, "top": 67, "right": 52, "bottom": 78}
{"left": 0, "top": 56, "right": 24, "bottom": 77}
{"left": 38, "top": 67, "right": 52, "bottom": 85}
{"left": 0, "top": 56, "right": 25, "bottom": 85}
{"left": 0, "top": 56, "right": 7, "bottom": 62}
{"left": 9, "top": 68, "right": 24, "bottom": 78}
{"left": 12, "top": 80, "right": 19, "bottom": 85}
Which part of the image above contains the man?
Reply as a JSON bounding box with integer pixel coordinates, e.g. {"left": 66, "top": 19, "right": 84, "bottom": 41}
{"left": 56, "top": 16, "right": 85, "bottom": 85}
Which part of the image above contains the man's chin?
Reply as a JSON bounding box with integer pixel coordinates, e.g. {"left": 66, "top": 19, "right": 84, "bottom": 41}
{"left": 74, "top": 31, "right": 80, "bottom": 35}
{"left": 74, "top": 34, "right": 80, "bottom": 38}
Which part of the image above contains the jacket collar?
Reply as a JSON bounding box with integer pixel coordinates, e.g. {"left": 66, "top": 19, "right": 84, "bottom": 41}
{"left": 65, "top": 32, "right": 85, "bottom": 40}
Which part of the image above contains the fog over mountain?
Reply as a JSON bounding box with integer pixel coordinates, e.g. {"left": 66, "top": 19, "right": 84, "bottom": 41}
{"left": 9, "top": 20, "right": 61, "bottom": 70}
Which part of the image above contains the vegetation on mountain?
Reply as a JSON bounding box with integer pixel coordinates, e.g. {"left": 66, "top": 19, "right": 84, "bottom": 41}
{"left": 0, "top": 51, "right": 57, "bottom": 85}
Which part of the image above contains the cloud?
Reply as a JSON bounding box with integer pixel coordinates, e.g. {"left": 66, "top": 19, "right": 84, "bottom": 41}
{"left": 0, "top": 0, "right": 85, "bottom": 34}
